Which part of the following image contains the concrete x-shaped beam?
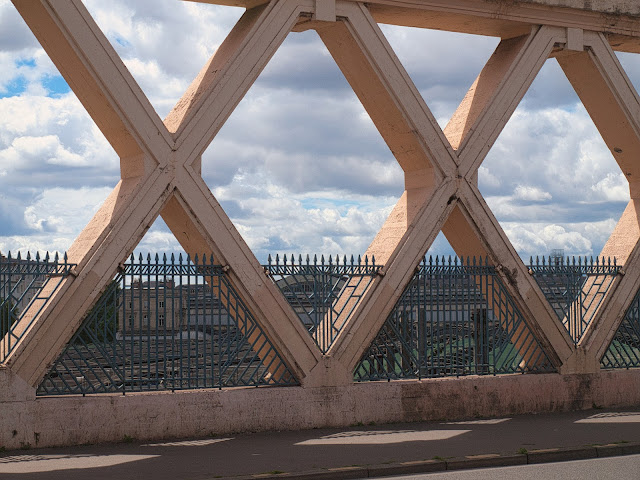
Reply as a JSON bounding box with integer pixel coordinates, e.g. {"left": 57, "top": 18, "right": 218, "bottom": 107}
{"left": 5, "top": 0, "right": 640, "bottom": 387}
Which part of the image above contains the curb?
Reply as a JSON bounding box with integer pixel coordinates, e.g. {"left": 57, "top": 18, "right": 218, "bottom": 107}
{"left": 231, "top": 442, "right": 640, "bottom": 480}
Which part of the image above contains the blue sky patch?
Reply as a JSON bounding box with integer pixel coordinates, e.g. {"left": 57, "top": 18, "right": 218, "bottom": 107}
{"left": 0, "top": 76, "right": 28, "bottom": 98}
{"left": 43, "top": 75, "right": 71, "bottom": 96}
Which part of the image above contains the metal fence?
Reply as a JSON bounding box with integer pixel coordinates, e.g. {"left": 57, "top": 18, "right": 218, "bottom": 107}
{"left": 601, "top": 286, "right": 640, "bottom": 369}
{"left": 528, "top": 256, "right": 620, "bottom": 344}
{"left": 37, "top": 254, "right": 298, "bottom": 395}
{"left": 264, "top": 254, "right": 381, "bottom": 353}
{"left": 3, "top": 249, "right": 635, "bottom": 395}
{"left": 0, "top": 251, "right": 76, "bottom": 362}
{"left": 354, "top": 256, "right": 556, "bottom": 381}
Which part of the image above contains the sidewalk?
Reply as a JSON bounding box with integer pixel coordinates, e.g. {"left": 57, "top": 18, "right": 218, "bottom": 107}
{"left": 1, "top": 408, "right": 640, "bottom": 479}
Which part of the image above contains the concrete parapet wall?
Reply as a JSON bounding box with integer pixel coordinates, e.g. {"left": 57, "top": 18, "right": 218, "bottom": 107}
{"left": 1, "top": 370, "right": 639, "bottom": 450}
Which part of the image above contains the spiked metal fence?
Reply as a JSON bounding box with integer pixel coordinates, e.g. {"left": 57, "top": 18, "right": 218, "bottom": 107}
{"left": 6, "top": 250, "right": 634, "bottom": 395}
{"left": 355, "top": 256, "right": 556, "bottom": 381}
{"left": 37, "top": 253, "right": 298, "bottom": 395}
{"left": 0, "top": 251, "right": 75, "bottom": 362}
{"left": 601, "top": 286, "right": 640, "bottom": 369}
{"left": 528, "top": 256, "right": 620, "bottom": 344}
{"left": 265, "top": 254, "right": 381, "bottom": 353}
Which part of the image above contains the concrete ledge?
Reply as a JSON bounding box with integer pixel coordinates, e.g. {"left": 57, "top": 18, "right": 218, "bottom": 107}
{"left": 522, "top": 0, "right": 640, "bottom": 16}
{"left": 367, "top": 459, "right": 446, "bottom": 477}
{"left": 234, "top": 442, "right": 640, "bottom": 480}
{"left": 237, "top": 466, "right": 368, "bottom": 480}
{"left": 446, "top": 453, "right": 527, "bottom": 470}
{"left": 526, "top": 445, "right": 598, "bottom": 464}
{"left": 596, "top": 442, "right": 640, "bottom": 457}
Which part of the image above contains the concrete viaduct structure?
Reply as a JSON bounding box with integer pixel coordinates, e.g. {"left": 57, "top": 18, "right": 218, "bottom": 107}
{"left": 2, "top": 0, "right": 640, "bottom": 449}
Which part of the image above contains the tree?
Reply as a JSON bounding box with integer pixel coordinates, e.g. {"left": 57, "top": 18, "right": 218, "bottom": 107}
{"left": 76, "top": 280, "right": 120, "bottom": 345}
{"left": 0, "top": 297, "right": 16, "bottom": 339}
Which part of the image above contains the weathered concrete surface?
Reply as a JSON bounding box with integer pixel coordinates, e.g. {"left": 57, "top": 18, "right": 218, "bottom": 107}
{"left": 523, "top": 0, "right": 640, "bottom": 15}
{"left": 1, "top": 371, "right": 639, "bottom": 450}
{"left": 0, "top": 366, "right": 35, "bottom": 403}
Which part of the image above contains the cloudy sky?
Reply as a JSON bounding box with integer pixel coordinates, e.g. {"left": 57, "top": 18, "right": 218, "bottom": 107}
{"left": 0, "top": 0, "right": 637, "bottom": 264}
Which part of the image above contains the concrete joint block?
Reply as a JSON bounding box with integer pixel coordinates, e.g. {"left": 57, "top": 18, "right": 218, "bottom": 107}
{"left": 566, "top": 28, "right": 584, "bottom": 51}
{"left": 314, "top": 0, "right": 336, "bottom": 22}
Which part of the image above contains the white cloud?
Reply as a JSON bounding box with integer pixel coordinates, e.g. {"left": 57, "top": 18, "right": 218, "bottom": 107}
{"left": 513, "top": 185, "right": 552, "bottom": 202}
{"left": 0, "top": 0, "right": 634, "bottom": 264}
{"left": 591, "top": 173, "right": 629, "bottom": 202}
{"left": 22, "top": 187, "right": 113, "bottom": 234}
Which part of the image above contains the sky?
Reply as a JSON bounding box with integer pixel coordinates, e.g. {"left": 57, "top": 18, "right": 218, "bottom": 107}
{"left": 0, "top": 0, "right": 637, "bottom": 264}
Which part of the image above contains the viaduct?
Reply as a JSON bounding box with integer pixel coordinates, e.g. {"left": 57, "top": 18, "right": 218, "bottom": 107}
{"left": 2, "top": 0, "right": 640, "bottom": 449}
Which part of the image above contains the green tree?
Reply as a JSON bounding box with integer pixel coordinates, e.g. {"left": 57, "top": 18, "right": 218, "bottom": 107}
{"left": 0, "top": 298, "right": 16, "bottom": 339}
{"left": 77, "top": 281, "right": 120, "bottom": 345}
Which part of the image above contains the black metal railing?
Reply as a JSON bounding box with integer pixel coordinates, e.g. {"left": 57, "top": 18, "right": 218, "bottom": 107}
{"left": 1, "top": 251, "right": 75, "bottom": 361}
{"left": 601, "top": 285, "right": 640, "bottom": 369}
{"left": 354, "top": 256, "right": 556, "bottom": 381}
{"left": 1, "top": 249, "right": 634, "bottom": 395}
{"left": 528, "top": 256, "right": 619, "bottom": 344}
{"left": 265, "top": 254, "right": 381, "bottom": 353}
{"left": 37, "top": 254, "right": 298, "bottom": 395}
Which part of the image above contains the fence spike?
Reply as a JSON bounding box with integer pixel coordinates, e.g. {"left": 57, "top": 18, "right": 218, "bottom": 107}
{"left": 372, "top": 255, "right": 376, "bottom": 267}
{"left": 357, "top": 255, "right": 361, "bottom": 265}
